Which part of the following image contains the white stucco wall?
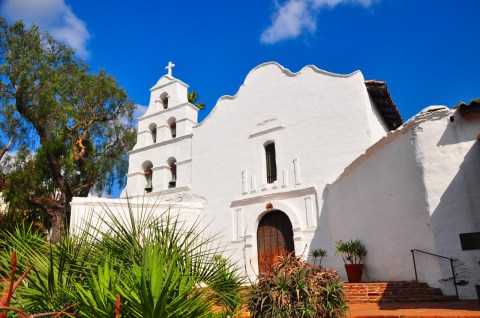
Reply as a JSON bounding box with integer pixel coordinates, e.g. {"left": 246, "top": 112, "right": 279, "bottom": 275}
{"left": 322, "top": 107, "right": 480, "bottom": 299}
{"left": 190, "top": 63, "right": 391, "bottom": 278}
{"left": 415, "top": 108, "right": 480, "bottom": 298}
{"left": 321, "top": 121, "right": 437, "bottom": 279}
{"left": 366, "top": 95, "right": 390, "bottom": 140}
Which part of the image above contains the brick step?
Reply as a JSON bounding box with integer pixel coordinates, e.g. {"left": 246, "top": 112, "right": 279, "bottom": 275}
{"left": 343, "top": 282, "right": 457, "bottom": 304}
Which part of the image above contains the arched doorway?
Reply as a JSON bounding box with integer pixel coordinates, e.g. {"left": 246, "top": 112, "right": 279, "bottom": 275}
{"left": 257, "top": 210, "right": 294, "bottom": 274}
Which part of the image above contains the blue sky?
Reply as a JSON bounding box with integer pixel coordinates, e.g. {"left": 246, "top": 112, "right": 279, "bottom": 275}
{"left": 1, "top": 0, "right": 479, "bottom": 123}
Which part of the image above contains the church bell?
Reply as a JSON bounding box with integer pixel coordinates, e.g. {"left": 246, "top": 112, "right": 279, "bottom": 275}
{"left": 168, "top": 175, "right": 176, "bottom": 188}
{"left": 144, "top": 171, "right": 153, "bottom": 192}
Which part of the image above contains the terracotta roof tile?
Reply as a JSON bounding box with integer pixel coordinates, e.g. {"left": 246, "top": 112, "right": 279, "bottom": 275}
{"left": 458, "top": 100, "right": 480, "bottom": 115}
{"left": 365, "top": 80, "right": 403, "bottom": 130}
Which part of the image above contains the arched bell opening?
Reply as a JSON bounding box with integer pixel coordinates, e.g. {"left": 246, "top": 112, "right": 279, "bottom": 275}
{"left": 167, "top": 117, "right": 176, "bottom": 139}
{"left": 148, "top": 123, "right": 157, "bottom": 144}
{"left": 142, "top": 161, "right": 153, "bottom": 193}
{"left": 167, "top": 157, "right": 177, "bottom": 189}
{"left": 160, "top": 92, "right": 169, "bottom": 109}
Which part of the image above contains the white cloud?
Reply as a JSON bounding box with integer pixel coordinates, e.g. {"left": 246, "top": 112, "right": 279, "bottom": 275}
{"left": 133, "top": 104, "right": 148, "bottom": 120}
{"left": 0, "top": 0, "right": 91, "bottom": 58}
{"left": 261, "top": 0, "right": 316, "bottom": 44}
{"left": 261, "top": 0, "right": 377, "bottom": 44}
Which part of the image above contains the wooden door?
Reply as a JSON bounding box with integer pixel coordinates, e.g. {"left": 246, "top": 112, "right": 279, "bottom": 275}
{"left": 257, "top": 210, "right": 294, "bottom": 275}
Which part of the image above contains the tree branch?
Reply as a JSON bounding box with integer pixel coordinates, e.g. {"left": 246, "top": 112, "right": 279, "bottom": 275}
{"left": 72, "top": 178, "right": 94, "bottom": 197}
{"left": 0, "top": 136, "right": 14, "bottom": 161}
{"left": 26, "top": 196, "right": 64, "bottom": 216}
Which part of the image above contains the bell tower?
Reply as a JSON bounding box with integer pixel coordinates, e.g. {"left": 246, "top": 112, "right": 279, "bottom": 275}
{"left": 121, "top": 62, "right": 199, "bottom": 197}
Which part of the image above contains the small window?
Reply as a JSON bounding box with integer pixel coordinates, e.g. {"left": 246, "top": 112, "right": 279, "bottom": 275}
{"left": 265, "top": 143, "right": 277, "bottom": 184}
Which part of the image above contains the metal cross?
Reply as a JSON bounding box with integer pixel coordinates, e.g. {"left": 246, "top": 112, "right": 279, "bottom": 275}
{"left": 165, "top": 61, "right": 175, "bottom": 76}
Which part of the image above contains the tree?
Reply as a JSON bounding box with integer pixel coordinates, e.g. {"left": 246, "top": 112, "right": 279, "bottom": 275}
{"left": 187, "top": 90, "right": 205, "bottom": 110}
{"left": 0, "top": 18, "right": 136, "bottom": 242}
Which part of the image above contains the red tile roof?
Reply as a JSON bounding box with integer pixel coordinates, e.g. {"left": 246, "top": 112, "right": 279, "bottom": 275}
{"left": 458, "top": 100, "right": 480, "bottom": 115}
{"left": 365, "top": 80, "right": 403, "bottom": 130}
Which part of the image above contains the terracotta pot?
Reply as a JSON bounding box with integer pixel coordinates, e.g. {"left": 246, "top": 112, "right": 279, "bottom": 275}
{"left": 345, "top": 264, "right": 364, "bottom": 282}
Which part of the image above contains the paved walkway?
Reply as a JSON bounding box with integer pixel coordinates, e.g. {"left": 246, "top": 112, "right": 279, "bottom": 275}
{"left": 349, "top": 301, "right": 480, "bottom": 317}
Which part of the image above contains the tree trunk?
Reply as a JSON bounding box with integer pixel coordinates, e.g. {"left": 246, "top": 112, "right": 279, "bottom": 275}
{"left": 50, "top": 210, "right": 66, "bottom": 243}
{"left": 28, "top": 193, "right": 72, "bottom": 243}
{"left": 48, "top": 200, "right": 71, "bottom": 243}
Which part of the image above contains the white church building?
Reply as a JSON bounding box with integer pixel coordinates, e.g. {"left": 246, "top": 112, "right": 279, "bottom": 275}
{"left": 71, "top": 62, "right": 480, "bottom": 299}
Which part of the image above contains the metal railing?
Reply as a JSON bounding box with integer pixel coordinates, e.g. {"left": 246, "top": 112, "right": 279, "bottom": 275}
{"left": 410, "top": 249, "right": 458, "bottom": 301}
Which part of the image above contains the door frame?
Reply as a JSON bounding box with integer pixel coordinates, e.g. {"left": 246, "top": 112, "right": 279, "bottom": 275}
{"left": 256, "top": 209, "right": 295, "bottom": 274}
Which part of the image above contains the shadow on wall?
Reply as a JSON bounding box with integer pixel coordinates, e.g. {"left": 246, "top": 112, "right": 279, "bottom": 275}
{"left": 309, "top": 186, "right": 375, "bottom": 283}
{"left": 307, "top": 128, "right": 447, "bottom": 291}
{"left": 306, "top": 186, "right": 381, "bottom": 283}
{"left": 306, "top": 112, "right": 480, "bottom": 299}
{"left": 306, "top": 187, "right": 335, "bottom": 270}
{"left": 429, "top": 140, "right": 480, "bottom": 298}
{"left": 437, "top": 112, "right": 480, "bottom": 146}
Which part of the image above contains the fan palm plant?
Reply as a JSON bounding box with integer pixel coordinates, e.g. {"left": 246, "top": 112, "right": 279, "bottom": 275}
{"left": 0, "top": 200, "right": 243, "bottom": 317}
{"left": 188, "top": 90, "right": 205, "bottom": 110}
{"left": 336, "top": 240, "right": 367, "bottom": 264}
{"left": 310, "top": 248, "right": 327, "bottom": 267}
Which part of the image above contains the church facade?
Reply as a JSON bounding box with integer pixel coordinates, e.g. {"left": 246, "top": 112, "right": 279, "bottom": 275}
{"left": 71, "top": 62, "right": 480, "bottom": 299}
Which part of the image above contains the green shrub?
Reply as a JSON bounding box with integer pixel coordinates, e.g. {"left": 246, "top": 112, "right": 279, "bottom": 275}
{"left": 0, "top": 208, "right": 47, "bottom": 250}
{"left": 0, "top": 203, "right": 244, "bottom": 317}
{"left": 248, "top": 254, "right": 348, "bottom": 318}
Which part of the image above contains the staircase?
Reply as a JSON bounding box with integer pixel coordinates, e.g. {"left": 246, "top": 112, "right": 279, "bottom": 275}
{"left": 344, "top": 281, "right": 458, "bottom": 304}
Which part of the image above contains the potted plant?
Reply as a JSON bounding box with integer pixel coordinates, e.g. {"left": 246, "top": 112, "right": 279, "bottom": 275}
{"left": 336, "top": 239, "right": 367, "bottom": 282}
